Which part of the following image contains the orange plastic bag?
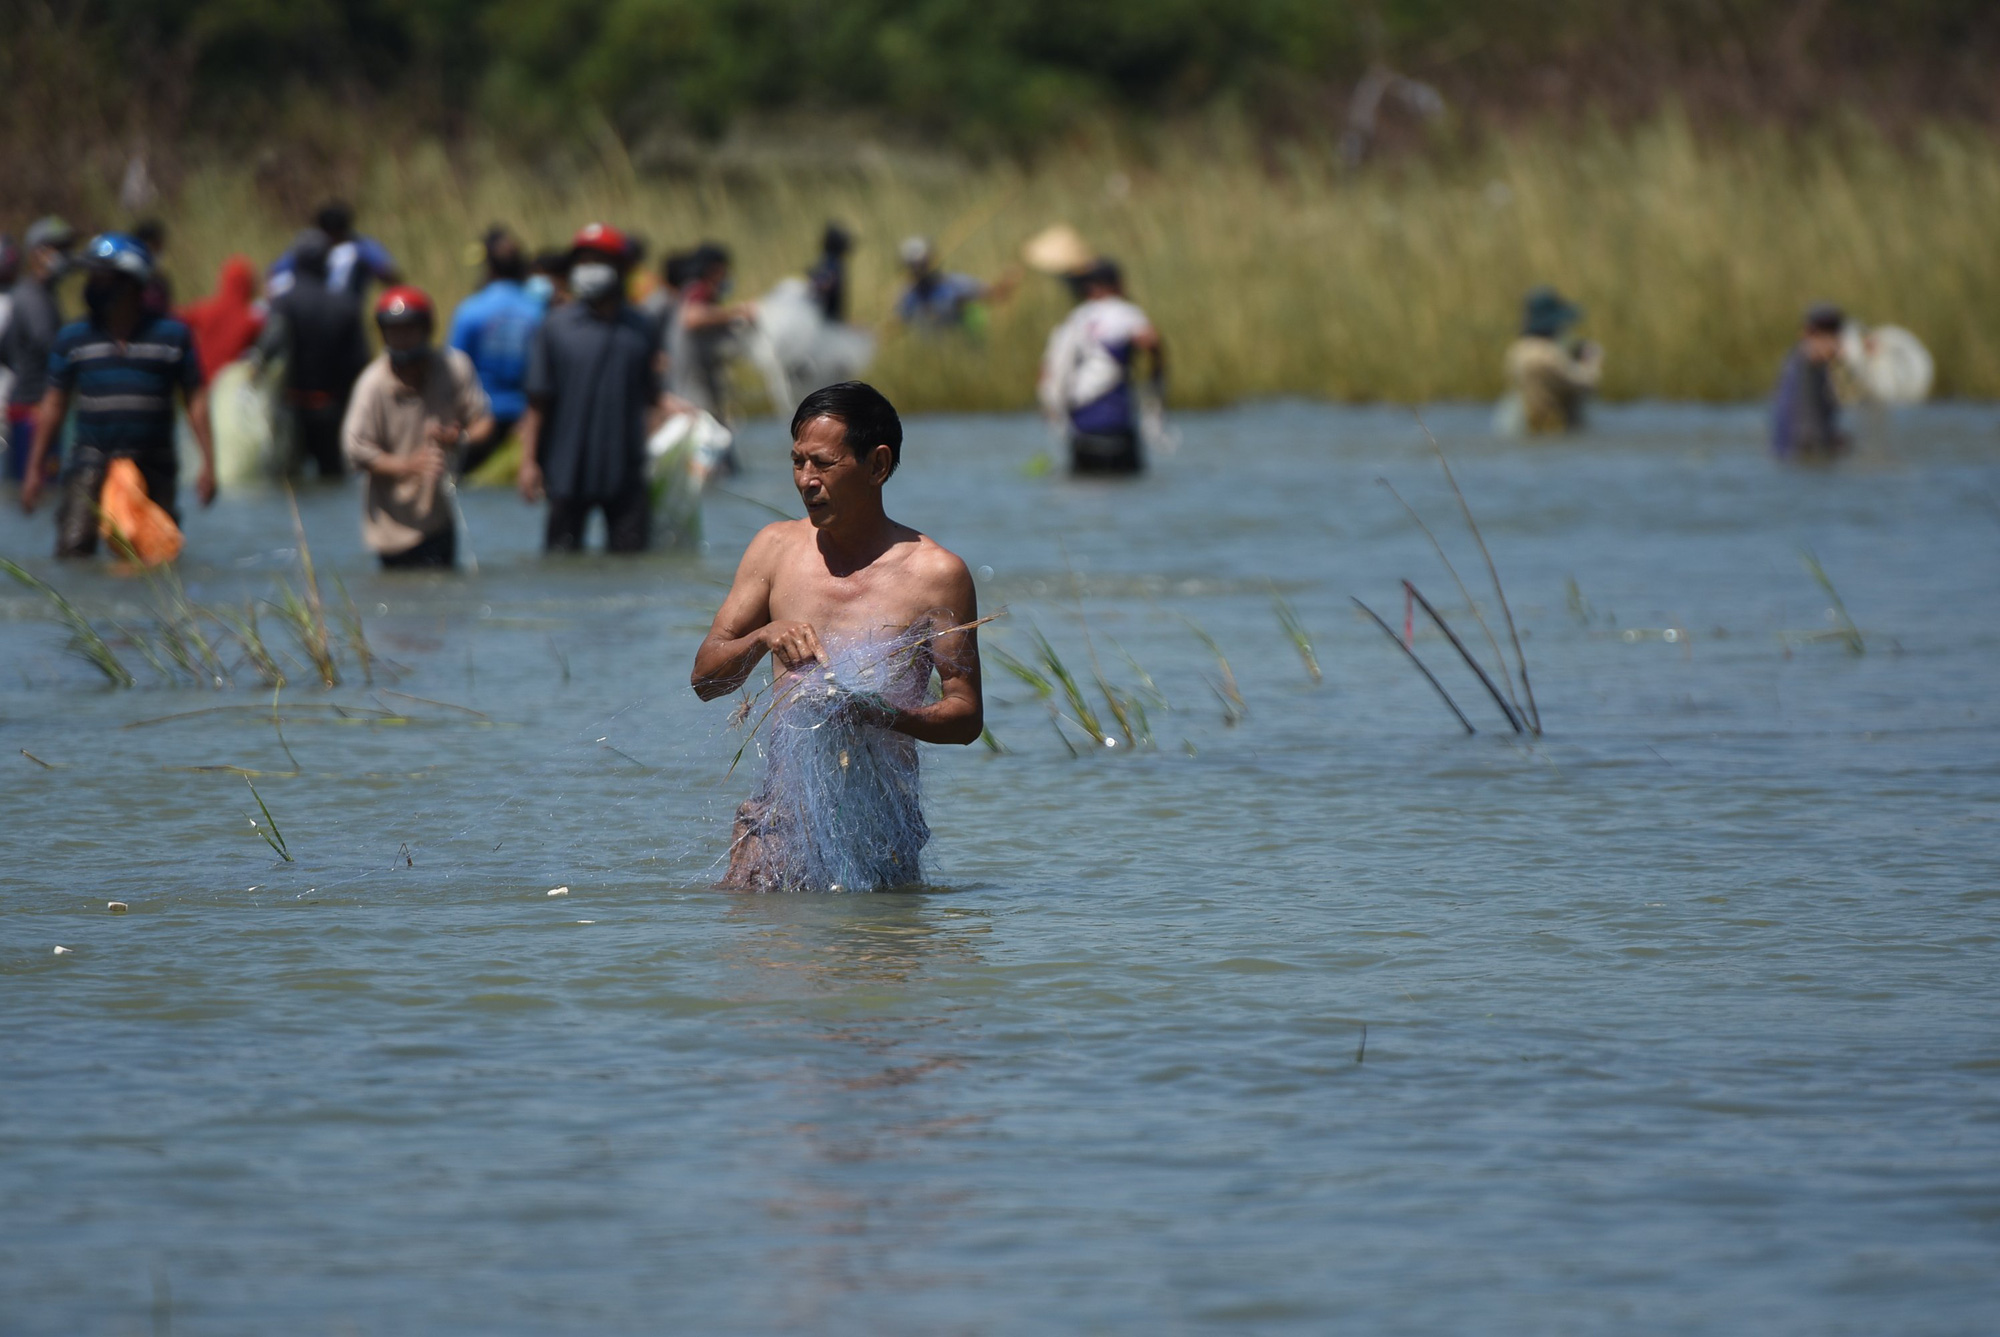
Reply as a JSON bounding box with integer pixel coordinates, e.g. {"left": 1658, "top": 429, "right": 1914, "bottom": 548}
{"left": 98, "top": 457, "right": 183, "bottom": 567}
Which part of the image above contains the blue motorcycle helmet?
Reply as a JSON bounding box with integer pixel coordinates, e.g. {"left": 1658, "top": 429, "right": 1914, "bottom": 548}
{"left": 82, "top": 232, "right": 155, "bottom": 284}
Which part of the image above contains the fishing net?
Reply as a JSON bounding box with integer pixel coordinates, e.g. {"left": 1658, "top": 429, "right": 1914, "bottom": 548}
{"left": 725, "top": 623, "right": 949, "bottom": 893}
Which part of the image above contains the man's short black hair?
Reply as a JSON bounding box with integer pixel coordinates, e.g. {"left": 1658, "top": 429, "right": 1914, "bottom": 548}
{"left": 133, "top": 218, "right": 167, "bottom": 252}
{"left": 791, "top": 381, "right": 903, "bottom": 477}
{"left": 315, "top": 201, "right": 355, "bottom": 238}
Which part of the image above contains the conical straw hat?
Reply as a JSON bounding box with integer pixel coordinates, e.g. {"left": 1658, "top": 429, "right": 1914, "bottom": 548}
{"left": 1022, "top": 224, "right": 1096, "bottom": 275}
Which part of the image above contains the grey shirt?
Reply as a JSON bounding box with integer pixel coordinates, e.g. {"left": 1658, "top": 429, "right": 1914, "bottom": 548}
{"left": 524, "top": 302, "right": 660, "bottom": 501}
{"left": 1, "top": 277, "right": 64, "bottom": 407}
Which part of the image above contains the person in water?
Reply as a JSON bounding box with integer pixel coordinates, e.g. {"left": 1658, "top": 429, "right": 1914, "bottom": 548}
{"left": 1501, "top": 286, "right": 1601, "bottom": 435}
{"left": 1037, "top": 258, "right": 1164, "bottom": 475}
{"left": 1770, "top": 302, "right": 1850, "bottom": 463}
{"left": 690, "top": 381, "right": 984, "bottom": 891}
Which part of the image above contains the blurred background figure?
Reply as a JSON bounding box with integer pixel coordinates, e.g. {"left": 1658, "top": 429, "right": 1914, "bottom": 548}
{"left": 178, "top": 255, "right": 265, "bottom": 384}
{"left": 2, "top": 216, "right": 79, "bottom": 485}
{"left": 808, "top": 222, "right": 853, "bottom": 323}
{"left": 894, "top": 236, "right": 1017, "bottom": 334}
{"left": 132, "top": 217, "right": 172, "bottom": 314}
{"left": 257, "top": 228, "right": 372, "bottom": 478}
{"left": 447, "top": 225, "right": 543, "bottom": 474}
{"left": 344, "top": 285, "right": 492, "bottom": 569}
{"left": 1037, "top": 258, "right": 1164, "bottom": 476}
{"left": 20, "top": 233, "right": 213, "bottom": 557}
{"left": 1498, "top": 286, "right": 1601, "bottom": 436}
{"left": 518, "top": 223, "right": 663, "bottom": 554}
{"left": 669, "top": 242, "right": 754, "bottom": 426}
{"left": 1771, "top": 302, "right": 1850, "bottom": 463}
{"left": 641, "top": 249, "right": 697, "bottom": 345}
{"left": 528, "top": 249, "right": 569, "bottom": 307}
{"left": 269, "top": 201, "right": 401, "bottom": 299}
{"left": 0, "top": 235, "right": 17, "bottom": 474}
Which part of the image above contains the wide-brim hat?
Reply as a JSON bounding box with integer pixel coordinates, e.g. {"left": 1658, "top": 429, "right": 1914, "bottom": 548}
{"left": 1022, "top": 223, "right": 1096, "bottom": 276}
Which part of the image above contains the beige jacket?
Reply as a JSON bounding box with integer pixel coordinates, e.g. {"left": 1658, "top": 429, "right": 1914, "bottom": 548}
{"left": 1505, "top": 336, "right": 1601, "bottom": 434}
{"left": 341, "top": 349, "right": 488, "bottom": 554}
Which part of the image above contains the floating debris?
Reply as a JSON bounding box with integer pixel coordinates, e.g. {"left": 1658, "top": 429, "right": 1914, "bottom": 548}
{"left": 107, "top": 901, "right": 128, "bottom": 913}
{"left": 547, "top": 886, "right": 570, "bottom": 897}
{"left": 53, "top": 946, "right": 71, "bottom": 955}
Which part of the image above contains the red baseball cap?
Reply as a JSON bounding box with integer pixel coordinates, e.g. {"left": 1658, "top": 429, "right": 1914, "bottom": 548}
{"left": 374, "top": 285, "right": 434, "bottom": 325}
{"left": 571, "top": 222, "right": 630, "bottom": 261}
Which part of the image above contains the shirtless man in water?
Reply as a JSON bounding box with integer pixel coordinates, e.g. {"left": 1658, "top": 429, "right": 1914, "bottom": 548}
{"left": 690, "top": 381, "right": 983, "bottom": 888}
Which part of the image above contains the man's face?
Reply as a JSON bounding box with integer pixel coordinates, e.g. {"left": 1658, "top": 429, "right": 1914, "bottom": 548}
{"left": 792, "top": 415, "right": 885, "bottom": 529}
{"left": 1805, "top": 329, "right": 1841, "bottom": 364}
{"left": 383, "top": 323, "right": 430, "bottom": 355}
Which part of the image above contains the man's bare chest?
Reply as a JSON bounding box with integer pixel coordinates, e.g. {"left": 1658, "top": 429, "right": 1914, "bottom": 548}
{"left": 768, "top": 552, "right": 935, "bottom": 639}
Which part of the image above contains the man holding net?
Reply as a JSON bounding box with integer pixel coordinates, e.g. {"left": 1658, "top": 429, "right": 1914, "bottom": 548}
{"left": 691, "top": 382, "right": 984, "bottom": 891}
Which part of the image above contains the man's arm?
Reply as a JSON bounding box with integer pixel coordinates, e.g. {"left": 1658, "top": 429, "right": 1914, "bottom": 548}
{"left": 884, "top": 553, "right": 983, "bottom": 746}
{"left": 515, "top": 401, "right": 545, "bottom": 500}
{"left": 186, "top": 385, "right": 216, "bottom": 506}
{"left": 17, "top": 387, "right": 68, "bottom": 513}
{"left": 690, "top": 524, "right": 824, "bottom": 700}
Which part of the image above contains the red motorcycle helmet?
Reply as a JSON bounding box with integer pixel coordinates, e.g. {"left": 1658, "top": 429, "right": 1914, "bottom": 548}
{"left": 570, "top": 222, "right": 630, "bottom": 263}
{"left": 374, "top": 285, "right": 435, "bottom": 327}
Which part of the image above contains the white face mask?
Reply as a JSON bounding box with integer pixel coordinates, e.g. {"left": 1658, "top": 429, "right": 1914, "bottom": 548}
{"left": 569, "top": 262, "right": 619, "bottom": 302}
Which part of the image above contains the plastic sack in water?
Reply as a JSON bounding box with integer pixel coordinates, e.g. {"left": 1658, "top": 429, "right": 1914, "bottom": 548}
{"left": 99, "top": 457, "right": 183, "bottom": 566}
{"left": 743, "top": 278, "right": 876, "bottom": 415}
{"left": 647, "top": 409, "right": 733, "bottom": 546}
{"left": 208, "top": 357, "right": 282, "bottom": 487}
{"left": 1841, "top": 323, "right": 1933, "bottom": 406}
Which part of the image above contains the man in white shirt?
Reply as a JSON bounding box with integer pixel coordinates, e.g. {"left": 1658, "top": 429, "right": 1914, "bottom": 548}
{"left": 1036, "top": 259, "right": 1164, "bottom": 475}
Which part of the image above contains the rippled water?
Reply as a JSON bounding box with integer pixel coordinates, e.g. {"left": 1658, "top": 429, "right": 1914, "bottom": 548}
{"left": 4, "top": 403, "right": 1998, "bottom": 1334}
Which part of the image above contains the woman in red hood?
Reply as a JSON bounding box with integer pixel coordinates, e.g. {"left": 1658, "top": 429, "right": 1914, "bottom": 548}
{"left": 178, "top": 255, "right": 265, "bottom": 383}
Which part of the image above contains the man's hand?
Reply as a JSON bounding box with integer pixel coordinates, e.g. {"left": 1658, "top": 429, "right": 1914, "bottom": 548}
{"left": 762, "top": 620, "right": 824, "bottom": 671}
{"left": 196, "top": 465, "right": 217, "bottom": 507}
{"left": 408, "top": 443, "right": 448, "bottom": 483}
{"left": 517, "top": 457, "right": 543, "bottom": 503}
{"left": 19, "top": 469, "right": 45, "bottom": 515}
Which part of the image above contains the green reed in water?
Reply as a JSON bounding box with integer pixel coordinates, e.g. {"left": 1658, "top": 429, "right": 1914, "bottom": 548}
{"left": 243, "top": 777, "right": 292, "bottom": 862}
{"left": 0, "top": 558, "right": 136, "bottom": 687}
{"left": 1800, "top": 549, "right": 1866, "bottom": 655}
{"left": 1271, "top": 592, "right": 1322, "bottom": 684}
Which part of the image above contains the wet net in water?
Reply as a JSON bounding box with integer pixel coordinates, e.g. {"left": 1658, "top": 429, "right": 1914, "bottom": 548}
{"left": 725, "top": 624, "right": 948, "bottom": 893}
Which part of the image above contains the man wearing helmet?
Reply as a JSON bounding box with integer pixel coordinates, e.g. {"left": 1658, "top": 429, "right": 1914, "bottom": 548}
{"left": 517, "top": 223, "right": 666, "bottom": 553}
{"left": 341, "top": 286, "right": 494, "bottom": 569}
{"left": 20, "top": 233, "right": 214, "bottom": 558}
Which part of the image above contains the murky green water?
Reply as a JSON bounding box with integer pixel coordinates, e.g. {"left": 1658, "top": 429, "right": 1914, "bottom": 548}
{"left": 4, "top": 404, "right": 1998, "bottom": 1334}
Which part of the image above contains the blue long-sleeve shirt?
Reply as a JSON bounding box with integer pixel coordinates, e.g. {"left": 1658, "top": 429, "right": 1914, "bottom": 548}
{"left": 448, "top": 280, "right": 545, "bottom": 422}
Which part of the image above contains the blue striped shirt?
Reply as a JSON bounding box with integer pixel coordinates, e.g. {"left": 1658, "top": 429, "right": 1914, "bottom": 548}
{"left": 47, "top": 315, "right": 201, "bottom": 458}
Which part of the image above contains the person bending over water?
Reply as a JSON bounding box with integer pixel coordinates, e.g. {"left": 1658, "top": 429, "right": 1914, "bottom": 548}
{"left": 691, "top": 382, "right": 983, "bottom": 891}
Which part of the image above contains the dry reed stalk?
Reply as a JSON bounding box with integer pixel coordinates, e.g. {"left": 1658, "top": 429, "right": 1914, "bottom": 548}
{"left": 1413, "top": 413, "right": 1540, "bottom": 733}
{"left": 281, "top": 484, "right": 339, "bottom": 686}
{"left": 1376, "top": 476, "right": 1519, "bottom": 720}
{"left": 1403, "top": 580, "right": 1522, "bottom": 733}
{"left": 1352, "top": 596, "right": 1475, "bottom": 734}
{"left": 1177, "top": 614, "right": 1246, "bottom": 724}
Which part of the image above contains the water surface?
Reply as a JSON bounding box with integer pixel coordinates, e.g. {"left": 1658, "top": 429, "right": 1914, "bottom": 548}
{"left": 3, "top": 403, "right": 1998, "bottom": 1334}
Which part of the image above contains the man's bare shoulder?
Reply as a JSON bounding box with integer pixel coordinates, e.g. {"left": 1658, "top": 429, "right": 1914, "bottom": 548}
{"left": 741, "top": 518, "right": 817, "bottom": 565}
{"left": 900, "top": 530, "right": 974, "bottom": 597}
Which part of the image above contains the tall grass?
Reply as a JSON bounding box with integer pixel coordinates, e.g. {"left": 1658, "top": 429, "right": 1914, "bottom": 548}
{"left": 153, "top": 114, "right": 2000, "bottom": 410}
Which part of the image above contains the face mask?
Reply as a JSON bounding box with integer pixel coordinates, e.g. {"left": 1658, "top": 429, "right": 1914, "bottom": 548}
{"left": 388, "top": 346, "right": 428, "bottom": 368}
{"left": 525, "top": 274, "right": 555, "bottom": 303}
{"left": 570, "top": 262, "right": 619, "bottom": 303}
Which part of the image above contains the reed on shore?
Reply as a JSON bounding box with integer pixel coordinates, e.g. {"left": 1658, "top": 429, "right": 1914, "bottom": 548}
{"left": 141, "top": 114, "right": 2000, "bottom": 411}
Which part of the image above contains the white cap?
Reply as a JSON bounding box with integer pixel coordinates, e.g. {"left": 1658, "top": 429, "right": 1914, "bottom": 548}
{"left": 899, "top": 235, "right": 934, "bottom": 267}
